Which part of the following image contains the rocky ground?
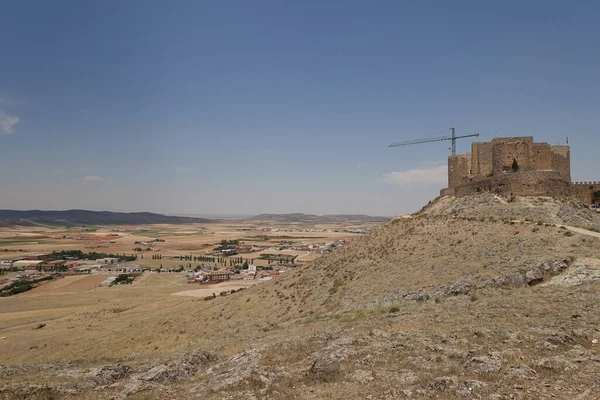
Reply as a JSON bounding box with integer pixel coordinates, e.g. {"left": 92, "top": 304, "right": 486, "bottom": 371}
{"left": 423, "top": 194, "right": 600, "bottom": 232}
{"left": 2, "top": 195, "right": 600, "bottom": 399}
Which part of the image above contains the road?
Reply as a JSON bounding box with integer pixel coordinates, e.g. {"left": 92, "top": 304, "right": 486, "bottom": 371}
{"left": 510, "top": 219, "right": 600, "bottom": 239}
{"left": 561, "top": 225, "right": 600, "bottom": 239}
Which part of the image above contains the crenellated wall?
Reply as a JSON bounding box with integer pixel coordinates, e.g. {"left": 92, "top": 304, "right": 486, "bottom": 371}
{"left": 441, "top": 136, "right": 592, "bottom": 204}
{"left": 572, "top": 182, "right": 600, "bottom": 205}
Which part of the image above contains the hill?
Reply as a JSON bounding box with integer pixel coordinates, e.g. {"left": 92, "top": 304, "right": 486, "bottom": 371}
{"left": 247, "top": 213, "right": 390, "bottom": 223}
{"left": 2, "top": 195, "right": 600, "bottom": 399}
{"left": 0, "top": 209, "right": 216, "bottom": 226}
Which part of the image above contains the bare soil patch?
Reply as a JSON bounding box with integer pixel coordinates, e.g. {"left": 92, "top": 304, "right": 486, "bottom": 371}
{"left": 21, "top": 275, "right": 112, "bottom": 296}
{"left": 172, "top": 281, "right": 260, "bottom": 298}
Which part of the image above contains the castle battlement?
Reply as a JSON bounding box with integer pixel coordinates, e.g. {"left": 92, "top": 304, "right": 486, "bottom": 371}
{"left": 573, "top": 181, "right": 600, "bottom": 186}
{"left": 441, "top": 137, "right": 598, "bottom": 205}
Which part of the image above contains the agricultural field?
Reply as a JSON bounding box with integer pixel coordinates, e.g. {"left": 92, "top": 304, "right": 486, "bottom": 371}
{"left": 0, "top": 218, "right": 384, "bottom": 345}
{"left": 0, "top": 219, "right": 381, "bottom": 270}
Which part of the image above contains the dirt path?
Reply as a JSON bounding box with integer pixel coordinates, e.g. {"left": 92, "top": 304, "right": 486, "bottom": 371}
{"left": 511, "top": 220, "right": 600, "bottom": 239}
{"left": 561, "top": 225, "right": 600, "bottom": 239}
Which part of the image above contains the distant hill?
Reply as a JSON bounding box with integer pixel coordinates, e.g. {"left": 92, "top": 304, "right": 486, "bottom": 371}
{"left": 0, "top": 209, "right": 217, "bottom": 226}
{"left": 246, "top": 213, "right": 390, "bottom": 223}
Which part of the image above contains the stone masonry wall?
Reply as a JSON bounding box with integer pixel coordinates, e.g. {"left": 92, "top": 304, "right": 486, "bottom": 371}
{"left": 471, "top": 143, "right": 480, "bottom": 176}
{"left": 471, "top": 142, "right": 493, "bottom": 177}
{"left": 572, "top": 182, "right": 600, "bottom": 205}
{"left": 492, "top": 137, "right": 534, "bottom": 175}
{"left": 442, "top": 136, "right": 586, "bottom": 203}
{"left": 453, "top": 170, "right": 572, "bottom": 199}
{"left": 448, "top": 154, "right": 472, "bottom": 189}
{"left": 532, "top": 143, "right": 553, "bottom": 170}
{"left": 550, "top": 146, "right": 571, "bottom": 181}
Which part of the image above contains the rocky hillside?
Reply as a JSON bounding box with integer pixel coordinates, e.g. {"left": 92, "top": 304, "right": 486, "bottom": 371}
{"left": 423, "top": 193, "right": 600, "bottom": 232}
{"left": 2, "top": 195, "right": 600, "bottom": 399}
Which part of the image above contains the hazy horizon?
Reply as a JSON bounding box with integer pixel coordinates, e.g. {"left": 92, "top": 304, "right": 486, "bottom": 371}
{"left": 2, "top": 1, "right": 599, "bottom": 215}
{"left": 0, "top": 209, "right": 392, "bottom": 219}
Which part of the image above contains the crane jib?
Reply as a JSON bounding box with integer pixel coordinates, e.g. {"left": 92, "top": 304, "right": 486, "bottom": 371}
{"left": 388, "top": 132, "right": 480, "bottom": 156}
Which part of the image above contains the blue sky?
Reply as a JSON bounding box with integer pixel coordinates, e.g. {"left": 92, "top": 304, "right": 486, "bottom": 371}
{"left": 1, "top": 1, "right": 598, "bottom": 216}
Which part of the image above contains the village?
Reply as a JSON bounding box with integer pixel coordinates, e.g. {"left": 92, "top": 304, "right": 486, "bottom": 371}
{"left": 0, "top": 224, "right": 361, "bottom": 297}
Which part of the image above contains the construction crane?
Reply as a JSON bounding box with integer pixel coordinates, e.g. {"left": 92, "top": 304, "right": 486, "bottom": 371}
{"left": 388, "top": 128, "right": 480, "bottom": 156}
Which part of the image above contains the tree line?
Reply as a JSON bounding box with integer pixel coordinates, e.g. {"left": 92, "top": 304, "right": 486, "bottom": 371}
{"left": 48, "top": 250, "right": 136, "bottom": 262}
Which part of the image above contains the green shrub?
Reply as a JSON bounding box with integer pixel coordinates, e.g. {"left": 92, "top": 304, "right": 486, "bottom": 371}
{"left": 512, "top": 158, "right": 519, "bottom": 172}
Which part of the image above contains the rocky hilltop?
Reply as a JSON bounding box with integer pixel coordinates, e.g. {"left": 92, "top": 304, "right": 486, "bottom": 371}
{"left": 2, "top": 195, "right": 600, "bottom": 399}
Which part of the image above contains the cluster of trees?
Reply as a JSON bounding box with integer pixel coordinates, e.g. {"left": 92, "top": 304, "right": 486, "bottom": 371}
{"left": 203, "top": 287, "right": 246, "bottom": 301}
{"left": 48, "top": 250, "right": 136, "bottom": 262}
{"left": 0, "top": 276, "right": 51, "bottom": 296}
{"left": 134, "top": 247, "right": 152, "bottom": 252}
{"left": 176, "top": 254, "right": 215, "bottom": 262}
{"left": 151, "top": 254, "right": 163, "bottom": 260}
{"left": 228, "top": 257, "right": 250, "bottom": 265}
{"left": 215, "top": 240, "right": 240, "bottom": 254}
{"left": 112, "top": 274, "right": 133, "bottom": 285}
{"left": 219, "top": 239, "right": 239, "bottom": 247}
{"left": 157, "top": 266, "right": 184, "bottom": 273}
{"left": 259, "top": 254, "right": 296, "bottom": 264}
{"left": 0, "top": 279, "right": 33, "bottom": 297}
{"left": 171, "top": 255, "right": 255, "bottom": 266}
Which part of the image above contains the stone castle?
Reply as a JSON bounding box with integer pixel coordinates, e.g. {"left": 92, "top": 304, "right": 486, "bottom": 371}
{"left": 440, "top": 136, "right": 599, "bottom": 205}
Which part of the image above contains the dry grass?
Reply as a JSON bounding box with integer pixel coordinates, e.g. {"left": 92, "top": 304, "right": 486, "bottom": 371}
{"left": 2, "top": 196, "right": 600, "bottom": 399}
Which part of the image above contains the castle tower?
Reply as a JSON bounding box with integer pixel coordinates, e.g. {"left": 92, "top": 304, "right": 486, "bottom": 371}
{"left": 491, "top": 137, "right": 534, "bottom": 175}
{"left": 441, "top": 136, "right": 577, "bottom": 201}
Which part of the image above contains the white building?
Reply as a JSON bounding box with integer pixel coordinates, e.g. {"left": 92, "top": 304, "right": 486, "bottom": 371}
{"left": 96, "top": 258, "right": 120, "bottom": 264}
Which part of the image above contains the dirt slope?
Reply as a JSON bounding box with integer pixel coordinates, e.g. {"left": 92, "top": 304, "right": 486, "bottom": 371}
{"left": 2, "top": 195, "right": 600, "bottom": 399}
{"left": 424, "top": 193, "right": 600, "bottom": 231}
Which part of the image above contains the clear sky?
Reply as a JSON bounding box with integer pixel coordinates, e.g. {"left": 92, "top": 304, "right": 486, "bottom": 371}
{"left": 1, "top": 1, "right": 598, "bottom": 216}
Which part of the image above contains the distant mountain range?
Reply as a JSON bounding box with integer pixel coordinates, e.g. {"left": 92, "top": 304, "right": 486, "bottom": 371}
{"left": 245, "top": 213, "right": 390, "bottom": 223}
{"left": 0, "top": 210, "right": 216, "bottom": 227}
{"left": 0, "top": 210, "right": 391, "bottom": 227}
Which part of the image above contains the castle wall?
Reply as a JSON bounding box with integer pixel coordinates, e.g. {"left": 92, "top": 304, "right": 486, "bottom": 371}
{"left": 532, "top": 143, "right": 553, "bottom": 170}
{"left": 471, "top": 143, "right": 480, "bottom": 176}
{"left": 491, "top": 137, "right": 534, "bottom": 175}
{"left": 471, "top": 142, "right": 493, "bottom": 177}
{"left": 452, "top": 171, "right": 572, "bottom": 199}
{"left": 448, "top": 154, "right": 471, "bottom": 189}
{"left": 441, "top": 136, "right": 591, "bottom": 203}
{"left": 550, "top": 146, "right": 571, "bottom": 181}
{"left": 572, "top": 182, "right": 600, "bottom": 205}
